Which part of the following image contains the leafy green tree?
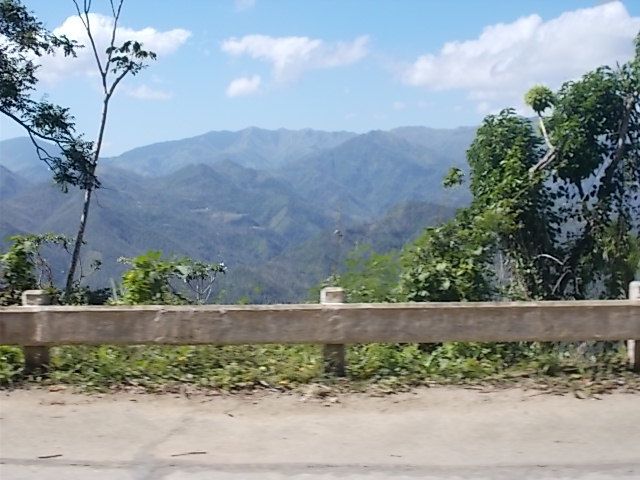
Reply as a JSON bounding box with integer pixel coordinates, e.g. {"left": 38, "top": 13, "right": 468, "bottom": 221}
{"left": 400, "top": 210, "right": 497, "bottom": 302}
{"left": 174, "top": 259, "right": 227, "bottom": 304}
{"left": 0, "top": 0, "right": 95, "bottom": 190}
{"left": 466, "top": 109, "right": 559, "bottom": 299}
{"left": 402, "top": 32, "right": 639, "bottom": 302}
{"left": 524, "top": 85, "right": 555, "bottom": 116}
{"left": 119, "top": 251, "right": 183, "bottom": 305}
{"left": 118, "top": 251, "right": 226, "bottom": 305}
{"left": 526, "top": 36, "right": 640, "bottom": 298}
{"left": 336, "top": 245, "right": 401, "bottom": 303}
{"left": 0, "top": 233, "right": 71, "bottom": 305}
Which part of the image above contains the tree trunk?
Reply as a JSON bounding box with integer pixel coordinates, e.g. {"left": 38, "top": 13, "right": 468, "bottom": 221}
{"left": 64, "top": 186, "right": 93, "bottom": 295}
{"left": 64, "top": 95, "right": 111, "bottom": 297}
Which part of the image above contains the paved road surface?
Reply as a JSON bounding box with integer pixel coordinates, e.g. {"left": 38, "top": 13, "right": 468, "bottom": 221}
{"left": 1, "top": 387, "right": 639, "bottom": 479}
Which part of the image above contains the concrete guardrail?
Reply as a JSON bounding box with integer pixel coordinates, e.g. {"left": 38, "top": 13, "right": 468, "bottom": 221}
{"left": 1, "top": 282, "right": 639, "bottom": 375}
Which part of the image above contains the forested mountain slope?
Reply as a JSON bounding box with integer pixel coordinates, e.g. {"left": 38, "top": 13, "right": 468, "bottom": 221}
{"left": 0, "top": 126, "right": 474, "bottom": 301}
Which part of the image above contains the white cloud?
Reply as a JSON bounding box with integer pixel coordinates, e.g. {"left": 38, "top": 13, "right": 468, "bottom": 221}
{"left": 235, "top": 0, "right": 256, "bottom": 11}
{"left": 38, "top": 13, "right": 191, "bottom": 82}
{"left": 402, "top": 2, "right": 640, "bottom": 111}
{"left": 392, "top": 101, "right": 406, "bottom": 110}
{"left": 226, "top": 75, "right": 262, "bottom": 97}
{"left": 221, "top": 34, "right": 369, "bottom": 82}
{"left": 124, "top": 84, "right": 172, "bottom": 100}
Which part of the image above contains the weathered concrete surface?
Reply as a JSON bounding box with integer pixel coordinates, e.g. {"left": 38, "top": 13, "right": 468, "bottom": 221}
{"left": 21, "top": 289, "right": 52, "bottom": 375}
{"left": 1, "top": 388, "right": 639, "bottom": 479}
{"left": 1, "top": 300, "right": 640, "bottom": 346}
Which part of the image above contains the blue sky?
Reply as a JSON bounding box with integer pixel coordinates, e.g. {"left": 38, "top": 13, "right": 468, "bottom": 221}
{"left": 1, "top": 0, "right": 639, "bottom": 155}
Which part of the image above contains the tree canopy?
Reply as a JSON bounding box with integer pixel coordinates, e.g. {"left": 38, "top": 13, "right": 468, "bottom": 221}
{"left": 400, "top": 32, "right": 640, "bottom": 302}
{"left": 0, "top": 0, "right": 95, "bottom": 190}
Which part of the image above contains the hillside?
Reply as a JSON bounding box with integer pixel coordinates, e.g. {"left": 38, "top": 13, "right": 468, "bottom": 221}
{"left": 0, "top": 126, "right": 473, "bottom": 302}
{"left": 0, "top": 137, "right": 57, "bottom": 182}
{"left": 220, "top": 200, "right": 458, "bottom": 303}
{"left": 0, "top": 166, "right": 31, "bottom": 200}
{"left": 279, "top": 130, "right": 469, "bottom": 219}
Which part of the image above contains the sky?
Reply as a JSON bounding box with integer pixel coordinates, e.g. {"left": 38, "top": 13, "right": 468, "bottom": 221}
{"left": 1, "top": 0, "right": 639, "bottom": 156}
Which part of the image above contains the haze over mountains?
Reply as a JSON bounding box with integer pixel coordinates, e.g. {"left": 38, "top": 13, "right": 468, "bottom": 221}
{"left": 0, "top": 126, "right": 474, "bottom": 302}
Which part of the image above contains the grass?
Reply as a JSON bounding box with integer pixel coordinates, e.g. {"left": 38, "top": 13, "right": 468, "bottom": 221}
{"left": 1, "top": 342, "right": 638, "bottom": 394}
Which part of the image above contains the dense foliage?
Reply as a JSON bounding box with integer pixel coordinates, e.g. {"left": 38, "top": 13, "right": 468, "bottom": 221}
{"left": 0, "top": 0, "right": 94, "bottom": 190}
{"left": 401, "top": 33, "right": 640, "bottom": 302}
{"left": 332, "top": 245, "right": 400, "bottom": 303}
{"left": 400, "top": 210, "right": 497, "bottom": 301}
{"left": 0, "top": 233, "right": 70, "bottom": 305}
{"left": 117, "top": 251, "right": 226, "bottom": 305}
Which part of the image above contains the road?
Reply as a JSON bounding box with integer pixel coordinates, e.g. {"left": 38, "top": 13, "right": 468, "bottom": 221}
{"left": 1, "top": 387, "right": 639, "bottom": 479}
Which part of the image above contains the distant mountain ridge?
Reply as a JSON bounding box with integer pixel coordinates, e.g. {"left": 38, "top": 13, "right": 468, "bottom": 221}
{"left": 104, "top": 127, "right": 357, "bottom": 175}
{"left": 0, "top": 125, "right": 475, "bottom": 302}
{"left": 1, "top": 124, "right": 475, "bottom": 178}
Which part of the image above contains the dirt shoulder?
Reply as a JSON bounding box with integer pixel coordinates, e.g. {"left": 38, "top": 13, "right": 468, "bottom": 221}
{"left": 1, "top": 387, "right": 639, "bottom": 479}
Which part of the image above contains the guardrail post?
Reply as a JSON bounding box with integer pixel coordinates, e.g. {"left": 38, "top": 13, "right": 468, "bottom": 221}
{"left": 21, "top": 290, "right": 52, "bottom": 375}
{"left": 321, "top": 287, "right": 346, "bottom": 377}
{"left": 629, "top": 281, "right": 640, "bottom": 373}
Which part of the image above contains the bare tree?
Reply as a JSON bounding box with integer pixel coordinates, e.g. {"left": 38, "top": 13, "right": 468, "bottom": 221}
{"left": 64, "top": 0, "right": 156, "bottom": 296}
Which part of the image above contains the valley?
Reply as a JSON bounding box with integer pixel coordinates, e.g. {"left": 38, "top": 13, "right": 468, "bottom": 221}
{"left": 0, "top": 126, "right": 473, "bottom": 302}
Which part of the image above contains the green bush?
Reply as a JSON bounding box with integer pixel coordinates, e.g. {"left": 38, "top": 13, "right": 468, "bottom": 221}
{"left": 0, "top": 346, "right": 23, "bottom": 384}
{"left": 0, "top": 234, "right": 70, "bottom": 305}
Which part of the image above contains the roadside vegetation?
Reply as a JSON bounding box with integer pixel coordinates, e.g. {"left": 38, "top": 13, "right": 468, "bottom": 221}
{"left": 1, "top": 342, "right": 636, "bottom": 396}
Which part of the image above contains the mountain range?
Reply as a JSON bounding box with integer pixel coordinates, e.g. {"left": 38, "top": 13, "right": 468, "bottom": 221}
{"left": 0, "top": 126, "right": 475, "bottom": 302}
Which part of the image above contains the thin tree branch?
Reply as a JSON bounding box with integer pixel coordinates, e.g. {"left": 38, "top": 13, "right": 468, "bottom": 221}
{"left": 25, "top": 131, "right": 56, "bottom": 169}
{"left": 535, "top": 253, "right": 565, "bottom": 266}
{"left": 529, "top": 147, "right": 557, "bottom": 174}
{"left": 107, "top": 66, "right": 132, "bottom": 98}
{"left": 552, "top": 270, "right": 571, "bottom": 295}
{"left": 0, "top": 108, "right": 73, "bottom": 160}
{"left": 72, "top": 0, "right": 106, "bottom": 91}
{"left": 538, "top": 115, "right": 553, "bottom": 150}
{"left": 529, "top": 113, "right": 558, "bottom": 174}
{"left": 104, "top": 0, "right": 124, "bottom": 74}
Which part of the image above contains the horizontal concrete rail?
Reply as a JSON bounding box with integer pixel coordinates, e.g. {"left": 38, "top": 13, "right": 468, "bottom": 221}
{"left": 1, "top": 300, "right": 639, "bottom": 346}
